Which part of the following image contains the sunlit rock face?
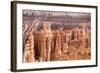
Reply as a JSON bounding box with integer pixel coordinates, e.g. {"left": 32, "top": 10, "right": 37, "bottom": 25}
{"left": 23, "top": 10, "right": 91, "bottom": 63}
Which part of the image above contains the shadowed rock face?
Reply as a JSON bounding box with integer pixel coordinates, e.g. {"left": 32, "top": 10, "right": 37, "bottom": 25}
{"left": 23, "top": 10, "right": 91, "bottom": 63}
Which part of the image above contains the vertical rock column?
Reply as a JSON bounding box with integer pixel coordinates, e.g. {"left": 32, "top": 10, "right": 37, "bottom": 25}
{"left": 38, "top": 32, "right": 47, "bottom": 62}
{"left": 23, "top": 32, "right": 35, "bottom": 62}
{"left": 54, "top": 31, "right": 62, "bottom": 60}
{"left": 42, "top": 22, "right": 53, "bottom": 61}
{"left": 29, "top": 32, "right": 35, "bottom": 62}
{"left": 45, "top": 30, "right": 53, "bottom": 61}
